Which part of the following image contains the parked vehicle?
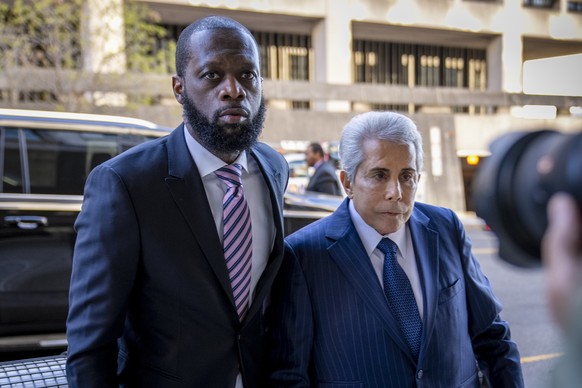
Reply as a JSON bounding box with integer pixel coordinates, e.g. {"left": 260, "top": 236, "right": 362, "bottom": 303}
{"left": 0, "top": 109, "right": 172, "bottom": 340}
{"left": 283, "top": 191, "right": 343, "bottom": 233}
{"left": 284, "top": 152, "right": 311, "bottom": 194}
{"left": 0, "top": 109, "right": 341, "bottom": 344}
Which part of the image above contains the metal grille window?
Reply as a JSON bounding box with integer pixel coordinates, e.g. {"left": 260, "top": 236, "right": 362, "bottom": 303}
{"left": 353, "top": 40, "right": 487, "bottom": 113}
{"left": 253, "top": 31, "right": 312, "bottom": 81}
{"left": 523, "top": 0, "right": 557, "bottom": 8}
{"left": 253, "top": 31, "right": 312, "bottom": 109}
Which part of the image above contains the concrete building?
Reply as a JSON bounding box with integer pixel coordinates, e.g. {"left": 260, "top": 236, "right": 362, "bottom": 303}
{"left": 3, "top": 0, "right": 582, "bottom": 210}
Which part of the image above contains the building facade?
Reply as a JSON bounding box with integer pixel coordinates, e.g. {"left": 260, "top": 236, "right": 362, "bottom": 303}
{"left": 2, "top": 0, "right": 582, "bottom": 210}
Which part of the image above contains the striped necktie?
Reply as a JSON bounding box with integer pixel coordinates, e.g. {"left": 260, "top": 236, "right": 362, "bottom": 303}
{"left": 215, "top": 163, "right": 252, "bottom": 320}
{"left": 378, "top": 238, "right": 422, "bottom": 359}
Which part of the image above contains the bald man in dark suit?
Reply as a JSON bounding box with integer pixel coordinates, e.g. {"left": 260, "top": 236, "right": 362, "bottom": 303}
{"left": 66, "top": 16, "right": 288, "bottom": 387}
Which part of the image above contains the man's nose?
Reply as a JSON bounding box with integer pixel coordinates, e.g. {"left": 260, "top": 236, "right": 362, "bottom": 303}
{"left": 385, "top": 179, "right": 402, "bottom": 201}
{"left": 219, "top": 76, "right": 246, "bottom": 101}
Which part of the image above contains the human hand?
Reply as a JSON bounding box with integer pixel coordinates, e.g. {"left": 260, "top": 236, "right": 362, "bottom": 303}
{"left": 542, "top": 193, "right": 582, "bottom": 330}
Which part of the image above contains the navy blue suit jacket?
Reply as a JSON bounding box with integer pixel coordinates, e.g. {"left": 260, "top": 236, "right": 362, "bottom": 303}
{"left": 66, "top": 125, "right": 289, "bottom": 387}
{"left": 269, "top": 199, "right": 524, "bottom": 388}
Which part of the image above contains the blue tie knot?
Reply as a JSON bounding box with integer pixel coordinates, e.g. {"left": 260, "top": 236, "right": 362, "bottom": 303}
{"left": 377, "top": 238, "right": 397, "bottom": 257}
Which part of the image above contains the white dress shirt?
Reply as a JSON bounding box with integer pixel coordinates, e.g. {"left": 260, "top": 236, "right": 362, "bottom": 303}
{"left": 184, "top": 127, "right": 275, "bottom": 388}
{"left": 348, "top": 200, "right": 424, "bottom": 319}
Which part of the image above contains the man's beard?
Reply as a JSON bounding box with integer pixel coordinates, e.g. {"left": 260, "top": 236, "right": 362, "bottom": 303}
{"left": 182, "top": 92, "right": 266, "bottom": 155}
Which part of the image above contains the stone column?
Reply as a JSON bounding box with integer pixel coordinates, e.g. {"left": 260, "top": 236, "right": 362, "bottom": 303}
{"left": 312, "top": 0, "right": 353, "bottom": 112}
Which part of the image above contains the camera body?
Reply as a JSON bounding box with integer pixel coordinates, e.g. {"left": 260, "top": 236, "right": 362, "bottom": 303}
{"left": 473, "top": 130, "right": 582, "bottom": 267}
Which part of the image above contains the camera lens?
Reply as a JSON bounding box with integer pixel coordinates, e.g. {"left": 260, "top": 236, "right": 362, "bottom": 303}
{"left": 473, "top": 130, "right": 582, "bottom": 267}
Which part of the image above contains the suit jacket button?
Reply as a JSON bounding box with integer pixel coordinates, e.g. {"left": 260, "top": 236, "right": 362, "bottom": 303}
{"left": 416, "top": 369, "right": 424, "bottom": 379}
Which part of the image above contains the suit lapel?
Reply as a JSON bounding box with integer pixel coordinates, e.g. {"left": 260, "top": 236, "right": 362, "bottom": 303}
{"left": 408, "top": 206, "right": 439, "bottom": 361}
{"left": 325, "top": 200, "right": 413, "bottom": 357}
{"left": 163, "top": 125, "right": 234, "bottom": 306}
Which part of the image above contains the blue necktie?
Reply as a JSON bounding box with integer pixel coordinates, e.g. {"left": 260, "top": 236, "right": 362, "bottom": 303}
{"left": 378, "top": 238, "right": 422, "bottom": 359}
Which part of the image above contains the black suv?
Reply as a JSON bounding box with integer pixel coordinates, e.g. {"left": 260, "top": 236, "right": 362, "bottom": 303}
{"left": 0, "top": 109, "right": 171, "bottom": 342}
{"left": 0, "top": 109, "right": 341, "bottom": 350}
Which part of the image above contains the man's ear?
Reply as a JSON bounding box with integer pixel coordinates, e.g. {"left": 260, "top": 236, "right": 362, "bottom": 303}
{"left": 172, "top": 75, "right": 184, "bottom": 105}
{"left": 340, "top": 170, "right": 353, "bottom": 198}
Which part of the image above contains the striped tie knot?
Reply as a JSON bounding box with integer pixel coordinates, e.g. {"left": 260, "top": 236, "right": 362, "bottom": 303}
{"left": 215, "top": 163, "right": 243, "bottom": 188}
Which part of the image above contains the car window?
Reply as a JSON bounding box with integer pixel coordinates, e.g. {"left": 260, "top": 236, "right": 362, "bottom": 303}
{"left": 26, "top": 129, "right": 94, "bottom": 195}
{"left": 1, "top": 128, "right": 24, "bottom": 194}
{"left": 1, "top": 126, "right": 159, "bottom": 195}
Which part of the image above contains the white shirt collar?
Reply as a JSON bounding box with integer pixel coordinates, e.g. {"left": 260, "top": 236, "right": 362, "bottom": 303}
{"left": 348, "top": 199, "right": 409, "bottom": 258}
{"left": 183, "top": 125, "right": 248, "bottom": 176}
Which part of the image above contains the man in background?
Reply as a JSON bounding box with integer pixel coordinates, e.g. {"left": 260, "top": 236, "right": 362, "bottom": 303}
{"left": 304, "top": 142, "right": 342, "bottom": 196}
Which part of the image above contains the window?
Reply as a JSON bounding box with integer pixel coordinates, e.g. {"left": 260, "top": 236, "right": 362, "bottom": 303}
{"left": 352, "top": 40, "right": 487, "bottom": 113}
{"left": 0, "top": 128, "right": 23, "bottom": 193}
{"left": 1, "top": 127, "right": 157, "bottom": 195}
{"left": 253, "top": 31, "right": 313, "bottom": 110}
{"left": 25, "top": 129, "right": 118, "bottom": 195}
{"left": 523, "top": 0, "right": 556, "bottom": 8}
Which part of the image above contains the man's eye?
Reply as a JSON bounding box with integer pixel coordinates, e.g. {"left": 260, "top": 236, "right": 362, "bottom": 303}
{"left": 204, "top": 72, "right": 220, "bottom": 80}
{"left": 371, "top": 172, "right": 386, "bottom": 180}
{"left": 401, "top": 173, "right": 414, "bottom": 182}
{"left": 241, "top": 71, "right": 256, "bottom": 80}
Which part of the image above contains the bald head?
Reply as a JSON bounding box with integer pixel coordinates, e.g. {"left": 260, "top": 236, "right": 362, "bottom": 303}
{"left": 175, "top": 16, "right": 259, "bottom": 77}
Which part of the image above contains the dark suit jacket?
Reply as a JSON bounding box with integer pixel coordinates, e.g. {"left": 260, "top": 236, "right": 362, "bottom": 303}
{"left": 269, "top": 199, "right": 524, "bottom": 388}
{"left": 66, "top": 124, "right": 289, "bottom": 387}
{"left": 305, "top": 161, "right": 341, "bottom": 196}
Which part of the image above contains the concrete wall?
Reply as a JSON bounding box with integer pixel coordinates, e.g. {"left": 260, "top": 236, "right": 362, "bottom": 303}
{"left": 3, "top": 0, "right": 581, "bottom": 211}
{"left": 143, "top": 0, "right": 582, "bottom": 94}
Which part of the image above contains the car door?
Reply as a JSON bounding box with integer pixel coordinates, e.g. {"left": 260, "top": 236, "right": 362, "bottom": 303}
{"left": 0, "top": 126, "right": 85, "bottom": 335}
{"left": 0, "top": 124, "right": 159, "bottom": 336}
